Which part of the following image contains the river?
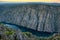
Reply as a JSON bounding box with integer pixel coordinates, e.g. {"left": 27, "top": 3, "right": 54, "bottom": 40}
{"left": 0, "top": 22, "right": 55, "bottom": 37}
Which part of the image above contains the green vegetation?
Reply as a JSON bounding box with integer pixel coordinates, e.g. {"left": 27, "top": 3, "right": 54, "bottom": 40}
{"left": 0, "top": 23, "right": 15, "bottom": 35}
{"left": 0, "top": 23, "right": 60, "bottom": 40}
{"left": 22, "top": 32, "right": 32, "bottom": 37}
{"left": 4, "top": 27, "right": 15, "bottom": 35}
{"left": 4, "top": 30, "right": 15, "bottom": 35}
{"left": 22, "top": 32, "right": 60, "bottom": 40}
{"left": 22, "top": 32, "right": 47, "bottom": 40}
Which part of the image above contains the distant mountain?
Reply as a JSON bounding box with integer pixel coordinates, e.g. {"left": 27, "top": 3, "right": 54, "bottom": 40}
{"left": 0, "top": 2, "right": 60, "bottom": 6}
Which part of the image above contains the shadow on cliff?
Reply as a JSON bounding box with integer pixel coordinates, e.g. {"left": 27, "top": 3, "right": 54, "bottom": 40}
{"left": 0, "top": 21, "right": 57, "bottom": 37}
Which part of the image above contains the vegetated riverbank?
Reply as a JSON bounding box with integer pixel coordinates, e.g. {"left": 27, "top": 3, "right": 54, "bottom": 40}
{"left": 0, "top": 22, "right": 59, "bottom": 40}
{"left": 0, "top": 23, "right": 41, "bottom": 40}
{"left": 0, "top": 22, "right": 55, "bottom": 37}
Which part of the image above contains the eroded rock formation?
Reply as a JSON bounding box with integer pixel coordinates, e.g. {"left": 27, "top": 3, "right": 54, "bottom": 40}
{"left": 0, "top": 4, "right": 60, "bottom": 32}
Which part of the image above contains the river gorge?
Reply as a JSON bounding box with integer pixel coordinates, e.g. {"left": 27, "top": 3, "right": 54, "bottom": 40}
{"left": 0, "top": 3, "right": 60, "bottom": 40}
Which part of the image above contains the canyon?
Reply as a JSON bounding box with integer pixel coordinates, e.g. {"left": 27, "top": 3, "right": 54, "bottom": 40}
{"left": 0, "top": 3, "right": 60, "bottom": 32}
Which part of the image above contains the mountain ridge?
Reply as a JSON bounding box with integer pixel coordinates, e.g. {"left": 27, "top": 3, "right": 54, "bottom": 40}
{"left": 0, "top": 2, "right": 60, "bottom": 6}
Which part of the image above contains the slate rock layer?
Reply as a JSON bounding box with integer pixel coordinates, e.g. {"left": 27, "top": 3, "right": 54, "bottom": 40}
{"left": 0, "top": 4, "right": 60, "bottom": 32}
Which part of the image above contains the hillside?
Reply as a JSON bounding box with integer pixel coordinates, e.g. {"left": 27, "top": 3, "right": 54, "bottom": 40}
{"left": 0, "top": 22, "right": 60, "bottom": 40}
{"left": 0, "top": 23, "right": 41, "bottom": 40}
{"left": 0, "top": 3, "right": 60, "bottom": 32}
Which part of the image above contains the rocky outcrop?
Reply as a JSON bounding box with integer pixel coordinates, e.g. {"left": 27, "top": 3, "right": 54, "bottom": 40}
{"left": 0, "top": 23, "right": 45, "bottom": 40}
{"left": 0, "top": 4, "right": 60, "bottom": 32}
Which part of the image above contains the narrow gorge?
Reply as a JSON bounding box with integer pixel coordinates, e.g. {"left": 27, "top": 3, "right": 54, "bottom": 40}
{"left": 0, "top": 3, "right": 60, "bottom": 40}
{"left": 0, "top": 3, "right": 60, "bottom": 32}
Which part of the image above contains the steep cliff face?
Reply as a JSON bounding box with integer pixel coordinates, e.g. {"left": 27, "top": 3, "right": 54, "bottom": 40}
{"left": 0, "top": 4, "right": 60, "bottom": 32}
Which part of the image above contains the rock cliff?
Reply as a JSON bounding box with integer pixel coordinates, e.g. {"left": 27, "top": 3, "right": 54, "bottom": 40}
{"left": 0, "top": 3, "right": 60, "bottom": 32}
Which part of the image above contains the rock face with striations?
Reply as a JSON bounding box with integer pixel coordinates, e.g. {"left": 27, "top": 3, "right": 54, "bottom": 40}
{"left": 0, "top": 4, "right": 60, "bottom": 32}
